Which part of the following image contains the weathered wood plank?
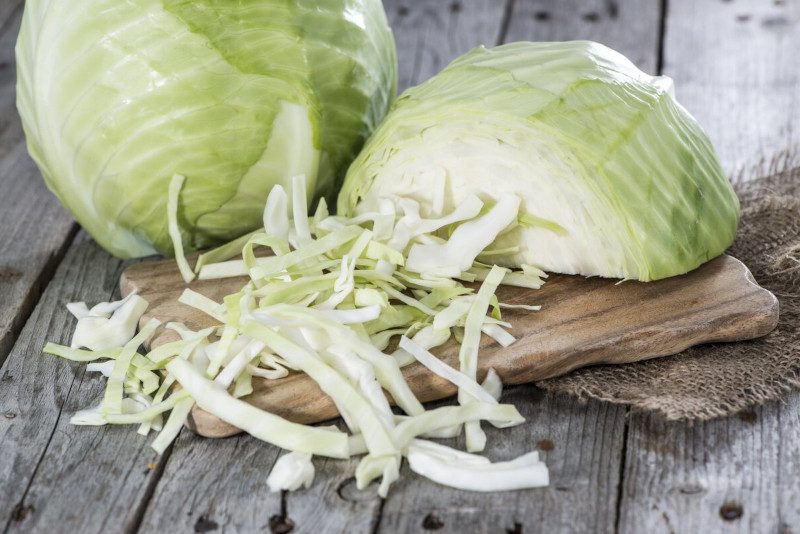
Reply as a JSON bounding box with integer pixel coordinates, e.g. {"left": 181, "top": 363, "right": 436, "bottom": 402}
{"left": 385, "top": 0, "right": 510, "bottom": 92}
{"left": 285, "top": 453, "right": 383, "bottom": 534}
{"left": 777, "top": 391, "right": 800, "bottom": 529}
{"left": 661, "top": 0, "right": 800, "bottom": 174}
{"left": 504, "top": 0, "right": 661, "bottom": 73}
{"left": 0, "top": 236, "right": 164, "bottom": 534}
{"left": 619, "top": 406, "right": 781, "bottom": 533}
{"left": 137, "top": 431, "right": 283, "bottom": 534}
{"left": 0, "top": 0, "right": 77, "bottom": 366}
{"left": 138, "top": 424, "right": 384, "bottom": 534}
{"left": 618, "top": 0, "right": 800, "bottom": 531}
{"left": 377, "top": 385, "right": 627, "bottom": 534}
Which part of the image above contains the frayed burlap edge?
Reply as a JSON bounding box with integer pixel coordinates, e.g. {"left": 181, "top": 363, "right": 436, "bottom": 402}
{"left": 535, "top": 154, "right": 800, "bottom": 420}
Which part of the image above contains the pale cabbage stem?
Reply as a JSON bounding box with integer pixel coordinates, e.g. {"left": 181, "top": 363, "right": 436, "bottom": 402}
{"left": 167, "top": 174, "right": 196, "bottom": 283}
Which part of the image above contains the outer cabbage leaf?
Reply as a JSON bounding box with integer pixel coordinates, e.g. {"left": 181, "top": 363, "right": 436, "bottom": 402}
{"left": 16, "top": 0, "right": 396, "bottom": 258}
{"left": 338, "top": 41, "right": 740, "bottom": 281}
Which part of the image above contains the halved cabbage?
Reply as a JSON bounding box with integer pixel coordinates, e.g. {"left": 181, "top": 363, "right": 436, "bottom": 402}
{"left": 339, "top": 41, "right": 740, "bottom": 281}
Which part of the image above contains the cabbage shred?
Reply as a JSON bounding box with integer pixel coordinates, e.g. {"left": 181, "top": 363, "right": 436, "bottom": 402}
{"left": 44, "top": 176, "right": 550, "bottom": 495}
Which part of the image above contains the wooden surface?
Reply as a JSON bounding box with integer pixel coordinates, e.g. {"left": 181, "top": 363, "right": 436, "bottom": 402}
{"left": 0, "top": 0, "right": 76, "bottom": 365}
{"left": 1, "top": 1, "right": 799, "bottom": 533}
{"left": 122, "top": 253, "right": 778, "bottom": 437}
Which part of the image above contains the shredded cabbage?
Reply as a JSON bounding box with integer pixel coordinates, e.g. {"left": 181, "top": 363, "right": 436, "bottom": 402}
{"left": 406, "top": 439, "right": 549, "bottom": 492}
{"left": 45, "top": 176, "right": 550, "bottom": 496}
{"left": 168, "top": 174, "right": 196, "bottom": 284}
{"left": 268, "top": 452, "right": 315, "bottom": 492}
{"left": 69, "top": 292, "right": 149, "bottom": 351}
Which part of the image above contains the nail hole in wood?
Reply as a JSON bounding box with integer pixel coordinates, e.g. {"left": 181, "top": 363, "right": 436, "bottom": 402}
{"left": 762, "top": 15, "right": 789, "bottom": 27}
{"left": 607, "top": 0, "right": 619, "bottom": 18}
{"left": 397, "top": 6, "right": 409, "bottom": 17}
{"left": 537, "top": 439, "right": 554, "bottom": 451}
{"left": 719, "top": 502, "right": 743, "bottom": 521}
{"left": 533, "top": 11, "right": 550, "bottom": 21}
{"left": 268, "top": 490, "right": 295, "bottom": 533}
{"left": 449, "top": 1, "right": 461, "bottom": 14}
{"left": 11, "top": 503, "right": 34, "bottom": 522}
{"left": 422, "top": 513, "right": 444, "bottom": 530}
{"left": 507, "top": 522, "right": 523, "bottom": 534}
{"left": 194, "top": 515, "right": 218, "bottom": 533}
{"left": 736, "top": 14, "right": 752, "bottom": 21}
{"left": 581, "top": 12, "right": 600, "bottom": 22}
{"left": 269, "top": 514, "right": 295, "bottom": 534}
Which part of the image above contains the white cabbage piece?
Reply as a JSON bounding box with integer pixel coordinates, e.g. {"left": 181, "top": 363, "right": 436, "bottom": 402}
{"left": 267, "top": 452, "right": 316, "bottom": 493}
{"left": 70, "top": 293, "right": 149, "bottom": 351}
{"left": 406, "top": 439, "right": 549, "bottom": 492}
{"left": 339, "top": 41, "right": 740, "bottom": 282}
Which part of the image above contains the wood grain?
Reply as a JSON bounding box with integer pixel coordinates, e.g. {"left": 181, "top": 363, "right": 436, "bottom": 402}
{"left": 661, "top": 0, "right": 800, "bottom": 175}
{"left": 377, "top": 384, "right": 627, "bottom": 534}
{"left": 616, "top": 0, "right": 800, "bottom": 532}
{"left": 385, "top": 0, "right": 510, "bottom": 92}
{"left": 504, "top": 0, "right": 661, "bottom": 74}
{"left": 0, "top": 0, "right": 77, "bottom": 366}
{"left": 0, "top": 236, "right": 165, "bottom": 533}
{"left": 618, "top": 405, "right": 783, "bottom": 534}
{"left": 776, "top": 390, "right": 800, "bottom": 530}
{"left": 276, "top": 423, "right": 384, "bottom": 534}
{"left": 137, "top": 430, "right": 283, "bottom": 534}
{"left": 122, "top": 253, "right": 778, "bottom": 437}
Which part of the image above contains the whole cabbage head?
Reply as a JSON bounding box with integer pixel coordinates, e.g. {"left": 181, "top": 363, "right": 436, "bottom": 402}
{"left": 16, "top": 0, "right": 396, "bottom": 258}
{"left": 339, "top": 41, "right": 740, "bottom": 282}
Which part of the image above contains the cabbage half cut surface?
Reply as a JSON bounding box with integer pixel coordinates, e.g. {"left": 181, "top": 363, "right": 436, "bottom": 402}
{"left": 339, "top": 41, "right": 740, "bottom": 282}
{"left": 16, "top": 0, "right": 396, "bottom": 258}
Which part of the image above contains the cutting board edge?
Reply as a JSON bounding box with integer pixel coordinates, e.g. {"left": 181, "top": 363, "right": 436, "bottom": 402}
{"left": 118, "top": 253, "right": 781, "bottom": 438}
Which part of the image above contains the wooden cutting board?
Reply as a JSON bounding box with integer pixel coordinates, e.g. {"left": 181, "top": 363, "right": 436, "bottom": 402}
{"left": 121, "top": 254, "right": 778, "bottom": 438}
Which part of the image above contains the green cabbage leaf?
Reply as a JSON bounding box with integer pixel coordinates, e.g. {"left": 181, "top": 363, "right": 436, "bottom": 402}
{"left": 16, "top": 0, "right": 396, "bottom": 258}
{"left": 339, "top": 41, "right": 740, "bottom": 282}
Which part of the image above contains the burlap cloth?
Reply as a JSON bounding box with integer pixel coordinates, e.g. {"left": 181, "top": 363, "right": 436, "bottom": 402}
{"left": 535, "top": 161, "right": 800, "bottom": 420}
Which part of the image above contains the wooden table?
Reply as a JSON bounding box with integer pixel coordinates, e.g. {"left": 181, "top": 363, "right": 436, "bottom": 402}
{"left": 1, "top": 1, "right": 798, "bottom": 532}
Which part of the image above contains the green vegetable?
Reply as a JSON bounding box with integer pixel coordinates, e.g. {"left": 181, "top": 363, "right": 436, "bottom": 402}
{"left": 339, "top": 41, "right": 740, "bottom": 282}
{"left": 16, "top": 0, "right": 396, "bottom": 258}
{"left": 44, "top": 178, "right": 549, "bottom": 495}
